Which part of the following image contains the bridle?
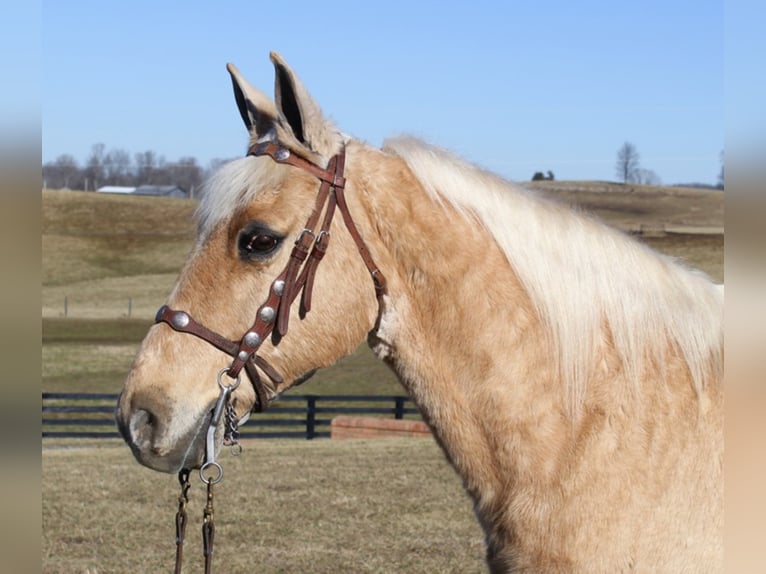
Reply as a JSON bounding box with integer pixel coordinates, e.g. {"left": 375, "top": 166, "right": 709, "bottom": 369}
{"left": 155, "top": 141, "right": 387, "bottom": 413}
{"left": 156, "top": 141, "right": 387, "bottom": 573}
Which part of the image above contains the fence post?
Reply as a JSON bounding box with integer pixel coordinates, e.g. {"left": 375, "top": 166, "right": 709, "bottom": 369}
{"left": 394, "top": 396, "right": 405, "bottom": 419}
{"left": 305, "top": 395, "right": 317, "bottom": 439}
{"left": 64, "top": 295, "right": 68, "bottom": 317}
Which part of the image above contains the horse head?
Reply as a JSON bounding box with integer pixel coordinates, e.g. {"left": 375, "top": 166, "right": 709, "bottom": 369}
{"left": 115, "top": 53, "right": 382, "bottom": 473}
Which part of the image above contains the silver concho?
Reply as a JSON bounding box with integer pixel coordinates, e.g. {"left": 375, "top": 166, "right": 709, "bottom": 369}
{"left": 237, "top": 350, "right": 250, "bottom": 362}
{"left": 274, "top": 148, "right": 290, "bottom": 161}
{"left": 171, "top": 312, "right": 190, "bottom": 329}
{"left": 272, "top": 280, "right": 286, "bottom": 296}
{"left": 258, "top": 306, "right": 276, "bottom": 324}
{"left": 243, "top": 331, "right": 261, "bottom": 348}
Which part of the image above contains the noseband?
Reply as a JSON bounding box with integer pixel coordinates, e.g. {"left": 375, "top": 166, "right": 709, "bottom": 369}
{"left": 155, "top": 142, "right": 387, "bottom": 412}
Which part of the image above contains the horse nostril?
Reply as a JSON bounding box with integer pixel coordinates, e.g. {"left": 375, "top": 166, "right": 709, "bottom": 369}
{"left": 129, "top": 409, "right": 157, "bottom": 449}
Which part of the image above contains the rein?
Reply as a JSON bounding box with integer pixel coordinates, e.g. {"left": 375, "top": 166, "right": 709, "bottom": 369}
{"left": 159, "top": 142, "right": 387, "bottom": 573}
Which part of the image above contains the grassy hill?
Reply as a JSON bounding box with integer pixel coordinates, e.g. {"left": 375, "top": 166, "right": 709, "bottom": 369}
{"left": 42, "top": 184, "right": 723, "bottom": 395}
{"left": 529, "top": 180, "right": 723, "bottom": 284}
{"left": 42, "top": 189, "right": 196, "bottom": 318}
{"left": 527, "top": 180, "right": 723, "bottom": 233}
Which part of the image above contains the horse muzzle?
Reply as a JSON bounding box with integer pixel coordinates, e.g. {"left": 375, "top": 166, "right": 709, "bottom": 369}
{"left": 115, "top": 391, "right": 212, "bottom": 474}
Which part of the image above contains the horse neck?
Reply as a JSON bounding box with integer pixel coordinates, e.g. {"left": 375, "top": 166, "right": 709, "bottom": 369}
{"left": 348, "top": 145, "right": 722, "bottom": 560}
{"left": 346, "top": 145, "right": 722, "bottom": 568}
{"left": 350, "top": 145, "right": 569, "bottom": 485}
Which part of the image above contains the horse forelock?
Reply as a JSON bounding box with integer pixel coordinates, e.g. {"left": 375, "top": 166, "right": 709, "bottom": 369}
{"left": 383, "top": 136, "right": 723, "bottom": 415}
{"left": 195, "top": 155, "right": 287, "bottom": 241}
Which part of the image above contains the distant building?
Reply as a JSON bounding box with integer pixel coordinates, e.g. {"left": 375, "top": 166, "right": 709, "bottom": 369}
{"left": 134, "top": 185, "right": 188, "bottom": 199}
{"left": 95, "top": 184, "right": 189, "bottom": 198}
{"left": 97, "top": 186, "right": 137, "bottom": 194}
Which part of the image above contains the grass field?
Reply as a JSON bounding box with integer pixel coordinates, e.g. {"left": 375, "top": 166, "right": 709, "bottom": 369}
{"left": 528, "top": 179, "right": 724, "bottom": 231}
{"left": 42, "top": 189, "right": 195, "bottom": 320}
{"left": 41, "top": 316, "right": 401, "bottom": 395}
{"left": 42, "top": 439, "right": 486, "bottom": 573}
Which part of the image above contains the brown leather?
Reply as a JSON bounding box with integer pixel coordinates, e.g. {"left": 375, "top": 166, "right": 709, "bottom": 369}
{"left": 154, "top": 305, "right": 278, "bottom": 410}
{"left": 155, "top": 143, "right": 386, "bottom": 412}
{"left": 248, "top": 142, "right": 346, "bottom": 188}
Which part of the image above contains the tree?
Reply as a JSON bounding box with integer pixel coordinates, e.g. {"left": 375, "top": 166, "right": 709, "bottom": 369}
{"left": 634, "top": 168, "right": 661, "bottom": 186}
{"left": 531, "top": 171, "right": 555, "bottom": 181}
{"left": 84, "top": 143, "right": 106, "bottom": 190}
{"left": 41, "top": 144, "right": 214, "bottom": 194}
{"left": 42, "top": 154, "right": 81, "bottom": 189}
{"left": 615, "top": 142, "right": 640, "bottom": 184}
{"left": 718, "top": 150, "right": 724, "bottom": 189}
{"left": 168, "top": 157, "right": 203, "bottom": 197}
{"left": 134, "top": 150, "right": 159, "bottom": 184}
{"left": 104, "top": 148, "right": 133, "bottom": 186}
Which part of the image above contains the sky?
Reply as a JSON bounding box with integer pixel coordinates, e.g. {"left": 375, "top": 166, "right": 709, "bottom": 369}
{"left": 37, "top": 0, "right": 727, "bottom": 185}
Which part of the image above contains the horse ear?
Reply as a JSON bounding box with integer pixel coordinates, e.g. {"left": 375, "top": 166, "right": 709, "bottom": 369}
{"left": 269, "top": 51, "right": 340, "bottom": 158}
{"left": 226, "top": 62, "right": 279, "bottom": 141}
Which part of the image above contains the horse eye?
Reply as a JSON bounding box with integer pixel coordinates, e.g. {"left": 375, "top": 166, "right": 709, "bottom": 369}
{"left": 238, "top": 225, "right": 283, "bottom": 260}
{"left": 250, "top": 235, "right": 278, "bottom": 251}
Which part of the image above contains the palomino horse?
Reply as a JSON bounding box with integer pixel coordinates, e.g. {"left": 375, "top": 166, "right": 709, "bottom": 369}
{"left": 116, "top": 52, "right": 723, "bottom": 572}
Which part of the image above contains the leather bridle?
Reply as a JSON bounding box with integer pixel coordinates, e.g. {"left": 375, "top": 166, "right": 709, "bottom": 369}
{"left": 155, "top": 141, "right": 387, "bottom": 412}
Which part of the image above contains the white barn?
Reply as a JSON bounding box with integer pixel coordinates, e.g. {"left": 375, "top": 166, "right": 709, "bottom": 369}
{"left": 96, "top": 186, "right": 136, "bottom": 194}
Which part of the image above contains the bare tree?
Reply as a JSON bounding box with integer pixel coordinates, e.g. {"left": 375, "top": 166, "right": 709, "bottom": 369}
{"left": 134, "top": 150, "right": 159, "bottom": 184}
{"left": 104, "top": 148, "right": 133, "bottom": 186}
{"left": 168, "top": 156, "right": 203, "bottom": 197}
{"left": 634, "top": 168, "right": 661, "bottom": 186}
{"left": 42, "top": 145, "right": 213, "bottom": 193}
{"left": 718, "top": 150, "right": 724, "bottom": 189}
{"left": 615, "top": 142, "right": 640, "bottom": 184}
{"left": 42, "top": 154, "right": 81, "bottom": 189}
{"left": 84, "top": 143, "right": 106, "bottom": 190}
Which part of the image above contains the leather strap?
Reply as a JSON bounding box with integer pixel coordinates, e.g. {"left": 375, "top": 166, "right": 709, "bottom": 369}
{"left": 155, "top": 143, "right": 386, "bottom": 412}
{"left": 154, "top": 305, "right": 280, "bottom": 411}
{"left": 248, "top": 142, "right": 347, "bottom": 188}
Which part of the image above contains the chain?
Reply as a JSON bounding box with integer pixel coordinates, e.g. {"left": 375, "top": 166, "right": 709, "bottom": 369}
{"left": 222, "top": 402, "right": 241, "bottom": 452}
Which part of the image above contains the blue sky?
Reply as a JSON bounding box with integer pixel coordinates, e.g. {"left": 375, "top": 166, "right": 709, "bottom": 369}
{"left": 39, "top": 0, "right": 725, "bottom": 184}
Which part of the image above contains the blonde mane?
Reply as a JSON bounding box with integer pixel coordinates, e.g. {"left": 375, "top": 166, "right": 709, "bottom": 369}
{"left": 195, "top": 155, "right": 287, "bottom": 241}
{"left": 383, "top": 136, "right": 723, "bottom": 414}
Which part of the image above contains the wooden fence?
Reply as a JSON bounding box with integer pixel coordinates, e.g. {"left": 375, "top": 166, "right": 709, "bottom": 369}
{"left": 42, "top": 392, "right": 421, "bottom": 440}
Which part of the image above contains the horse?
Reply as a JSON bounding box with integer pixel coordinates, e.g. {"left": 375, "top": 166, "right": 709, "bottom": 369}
{"left": 116, "top": 52, "right": 723, "bottom": 572}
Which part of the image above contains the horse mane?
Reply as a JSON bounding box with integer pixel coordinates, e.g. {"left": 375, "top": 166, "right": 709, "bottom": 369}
{"left": 383, "top": 136, "right": 723, "bottom": 415}
{"left": 195, "top": 155, "right": 287, "bottom": 241}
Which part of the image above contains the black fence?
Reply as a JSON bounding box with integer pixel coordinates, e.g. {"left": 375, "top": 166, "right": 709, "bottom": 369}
{"left": 42, "top": 392, "right": 421, "bottom": 440}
